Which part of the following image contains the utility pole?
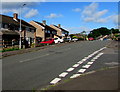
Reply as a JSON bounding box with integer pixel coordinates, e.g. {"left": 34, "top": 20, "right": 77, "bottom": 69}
{"left": 19, "top": 4, "right": 26, "bottom": 49}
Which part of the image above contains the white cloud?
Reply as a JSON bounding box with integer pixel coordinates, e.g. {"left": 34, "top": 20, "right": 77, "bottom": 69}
{"left": 72, "top": 8, "right": 81, "bottom": 12}
{"left": 24, "top": 9, "right": 39, "bottom": 18}
{"left": 1, "top": 2, "right": 40, "bottom": 18}
{"left": 82, "top": 2, "right": 109, "bottom": 23}
{"left": 45, "top": 13, "right": 63, "bottom": 18}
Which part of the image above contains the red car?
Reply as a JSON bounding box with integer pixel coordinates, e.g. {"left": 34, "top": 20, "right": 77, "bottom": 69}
{"left": 40, "top": 38, "right": 54, "bottom": 44}
{"left": 88, "top": 37, "right": 94, "bottom": 41}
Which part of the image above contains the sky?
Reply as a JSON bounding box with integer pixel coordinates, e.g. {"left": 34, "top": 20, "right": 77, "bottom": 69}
{"left": 0, "top": 1, "right": 119, "bottom": 34}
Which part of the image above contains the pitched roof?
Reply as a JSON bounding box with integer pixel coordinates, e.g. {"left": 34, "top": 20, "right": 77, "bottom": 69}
{"left": 33, "top": 21, "right": 57, "bottom": 31}
{"left": 0, "top": 14, "right": 35, "bottom": 29}
{"left": 53, "top": 25, "right": 69, "bottom": 33}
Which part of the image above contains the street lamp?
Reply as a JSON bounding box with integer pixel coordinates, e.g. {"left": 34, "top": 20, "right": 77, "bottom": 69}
{"left": 19, "top": 4, "right": 26, "bottom": 49}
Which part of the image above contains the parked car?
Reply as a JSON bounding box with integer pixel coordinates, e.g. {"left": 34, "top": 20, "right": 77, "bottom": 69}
{"left": 54, "top": 37, "right": 63, "bottom": 43}
{"left": 72, "top": 38, "right": 78, "bottom": 42}
{"left": 88, "top": 37, "right": 94, "bottom": 41}
{"left": 63, "top": 38, "right": 71, "bottom": 42}
{"left": 40, "top": 38, "right": 54, "bottom": 44}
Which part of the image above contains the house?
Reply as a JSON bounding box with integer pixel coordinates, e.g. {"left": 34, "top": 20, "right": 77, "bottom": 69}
{"left": 29, "top": 20, "right": 57, "bottom": 44}
{"left": 50, "top": 24, "right": 69, "bottom": 39}
{"left": 0, "top": 13, "right": 36, "bottom": 49}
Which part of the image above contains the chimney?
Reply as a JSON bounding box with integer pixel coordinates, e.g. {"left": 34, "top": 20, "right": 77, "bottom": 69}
{"left": 13, "top": 13, "right": 18, "bottom": 20}
{"left": 42, "top": 20, "right": 46, "bottom": 25}
{"left": 58, "top": 24, "right": 61, "bottom": 28}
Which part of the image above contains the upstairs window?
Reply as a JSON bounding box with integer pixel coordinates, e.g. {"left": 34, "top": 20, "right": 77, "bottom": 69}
{"left": 47, "top": 30, "right": 51, "bottom": 34}
{"left": 52, "top": 31, "right": 57, "bottom": 34}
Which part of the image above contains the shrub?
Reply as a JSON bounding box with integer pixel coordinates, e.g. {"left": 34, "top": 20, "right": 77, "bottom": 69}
{"left": 2, "top": 47, "right": 19, "bottom": 52}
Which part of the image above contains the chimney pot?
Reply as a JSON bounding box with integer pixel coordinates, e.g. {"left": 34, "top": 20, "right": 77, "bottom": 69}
{"left": 13, "top": 13, "right": 18, "bottom": 19}
{"left": 58, "top": 24, "right": 61, "bottom": 28}
{"left": 42, "top": 20, "right": 46, "bottom": 25}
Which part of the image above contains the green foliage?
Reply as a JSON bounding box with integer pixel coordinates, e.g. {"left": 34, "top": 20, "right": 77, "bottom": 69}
{"left": 2, "top": 47, "right": 19, "bottom": 52}
{"left": 78, "top": 37, "right": 84, "bottom": 40}
{"left": 72, "top": 36, "right": 78, "bottom": 38}
{"left": 36, "top": 43, "right": 49, "bottom": 47}
{"left": 114, "top": 34, "right": 120, "bottom": 37}
{"left": 88, "top": 27, "right": 119, "bottom": 39}
{"left": 69, "top": 34, "right": 74, "bottom": 38}
{"left": 110, "top": 28, "right": 120, "bottom": 34}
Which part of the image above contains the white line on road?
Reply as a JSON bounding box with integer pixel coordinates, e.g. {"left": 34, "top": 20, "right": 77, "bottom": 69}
{"left": 72, "top": 64, "right": 80, "bottom": 68}
{"left": 70, "top": 74, "right": 81, "bottom": 79}
{"left": 66, "top": 68, "right": 75, "bottom": 72}
{"left": 78, "top": 69, "right": 86, "bottom": 73}
{"left": 87, "top": 62, "right": 94, "bottom": 65}
{"left": 19, "top": 54, "right": 50, "bottom": 63}
{"left": 91, "top": 59, "right": 95, "bottom": 62}
{"left": 77, "top": 61, "right": 83, "bottom": 64}
{"left": 81, "top": 58, "right": 87, "bottom": 62}
{"left": 59, "top": 72, "right": 68, "bottom": 77}
{"left": 82, "top": 65, "right": 91, "bottom": 68}
{"left": 50, "top": 78, "right": 61, "bottom": 85}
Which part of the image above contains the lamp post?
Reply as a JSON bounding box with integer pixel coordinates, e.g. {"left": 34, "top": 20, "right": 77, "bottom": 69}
{"left": 19, "top": 4, "right": 26, "bottom": 49}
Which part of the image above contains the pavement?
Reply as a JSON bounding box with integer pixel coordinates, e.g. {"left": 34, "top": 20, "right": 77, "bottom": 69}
{"left": 41, "top": 40, "right": 120, "bottom": 91}
{"left": 2, "top": 42, "right": 70, "bottom": 57}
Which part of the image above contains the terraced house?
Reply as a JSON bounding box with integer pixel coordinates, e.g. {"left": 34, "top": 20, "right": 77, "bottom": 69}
{"left": 50, "top": 24, "right": 69, "bottom": 39}
{"left": 29, "top": 20, "right": 57, "bottom": 44}
{"left": 0, "top": 13, "right": 36, "bottom": 49}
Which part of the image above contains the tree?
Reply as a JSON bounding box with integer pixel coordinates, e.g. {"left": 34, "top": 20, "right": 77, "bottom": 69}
{"left": 88, "top": 27, "right": 111, "bottom": 39}
{"left": 110, "top": 28, "right": 120, "bottom": 34}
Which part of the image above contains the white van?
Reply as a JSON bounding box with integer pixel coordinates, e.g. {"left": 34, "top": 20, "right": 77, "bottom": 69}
{"left": 54, "top": 37, "right": 63, "bottom": 43}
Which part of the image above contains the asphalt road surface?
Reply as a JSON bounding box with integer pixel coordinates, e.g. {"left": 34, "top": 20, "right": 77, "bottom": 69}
{"left": 2, "top": 40, "right": 116, "bottom": 90}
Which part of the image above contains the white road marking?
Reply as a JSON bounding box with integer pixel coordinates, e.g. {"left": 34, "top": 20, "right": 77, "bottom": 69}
{"left": 59, "top": 72, "right": 68, "bottom": 77}
{"left": 93, "top": 57, "right": 98, "bottom": 60}
{"left": 50, "top": 78, "right": 61, "bottom": 84}
{"left": 77, "top": 61, "right": 83, "bottom": 64}
{"left": 19, "top": 54, "right": 50, "bottom": 63}
{"left": 82, "top": 58, "right": 87, "bottom": 62}
{"left": 72, "top": 64, "right": 79, "bottom": 68}
{"left": 82, "top": 65, "right": 91, "bottom": 68}
{"left": 88, "top": 55, "right": 93, "bottom": 58}
{"left": 66, "top": 68, "right": 74, "bottom": 72}
{"left": 84, "top": 57, "right": 89, "bottom": 59}
{"left": 91, "top": 59, "right": 95, "bottom": 62}
{"left": 87, "top": 62, "right": 94, "bottom": 65}
{"left": 70, "top": 74, "right": 81, "bottom": 79}
{"left": 50, "top": 48, "right": 106, "bottom": 84}
{"left": 78, "top": 69, "right": 86, "bottom": 73}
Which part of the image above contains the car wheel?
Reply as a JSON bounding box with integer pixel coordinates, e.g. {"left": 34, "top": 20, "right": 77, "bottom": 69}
{"left": 58, "top": 41, "right": 61, "bottom": 43}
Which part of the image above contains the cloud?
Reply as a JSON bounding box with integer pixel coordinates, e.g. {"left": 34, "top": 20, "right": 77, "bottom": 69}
{"left": 24, "top": 9, "right": 39, "bottom": 18}
{"left": 1, "top": 2, "right": 40, "bottom": 18}
{"left": 72, "top": 8, "right": 81, "bottom": 12}
{"left": 45, "top": 13, "right": 63, "bottom": 18}
{"left": 82, "top": 2, "right": 109, "bottom": 23}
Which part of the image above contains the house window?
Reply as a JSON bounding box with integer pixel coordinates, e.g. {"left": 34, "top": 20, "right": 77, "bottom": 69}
{"left": 47, "top": 30, "right": 50, "bottom": 34}
{"left": 4, "top": 24, "right": 9, "bottom": 29}
{"left": 45, "top": 30, "right": 48, "bottom": 33}
{"left": 31, "top": 29, "right": 35, "bottom": 33}
{"left": 0, "top": 23, "right": 2, "bottom": 29}
{"left": 62, "top": 31, "right": 64, "bottom": 34}
{"left": 52, "top": 31, "right": 57, "bottom": 34}
{"left": 26, "top": 27, "right": 30, "bottom": 32}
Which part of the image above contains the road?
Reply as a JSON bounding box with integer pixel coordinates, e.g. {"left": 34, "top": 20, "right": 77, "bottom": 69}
{"left": 2, "top": 40, "right": 116, "bottom": 90}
